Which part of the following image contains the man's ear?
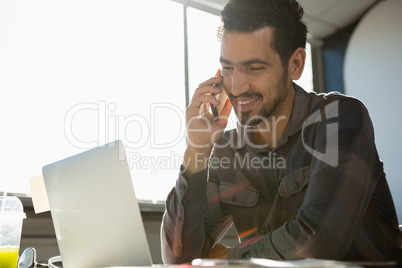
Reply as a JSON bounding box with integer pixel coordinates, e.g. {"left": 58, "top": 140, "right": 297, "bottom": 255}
{"left": 288, "top": 47, "right": 306, "bottom": 80}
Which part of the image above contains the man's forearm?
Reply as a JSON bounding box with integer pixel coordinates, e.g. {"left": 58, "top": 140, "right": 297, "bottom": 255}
{"left": 161, "top": 170, "right": 210, "bottom": 264}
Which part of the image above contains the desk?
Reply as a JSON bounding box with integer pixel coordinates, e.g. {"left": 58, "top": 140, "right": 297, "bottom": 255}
{"left": 47, "top": 259, "right": 398, "bottom": 268}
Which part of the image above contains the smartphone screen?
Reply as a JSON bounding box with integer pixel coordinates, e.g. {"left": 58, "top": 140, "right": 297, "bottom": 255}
{"left": 210, "top": 69, "right": 231, "bottom": 120}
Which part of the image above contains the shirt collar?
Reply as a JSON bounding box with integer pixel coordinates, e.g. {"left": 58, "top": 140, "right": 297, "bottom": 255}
{"left": 232, "top": 83, "right": 313, "bottom": 150}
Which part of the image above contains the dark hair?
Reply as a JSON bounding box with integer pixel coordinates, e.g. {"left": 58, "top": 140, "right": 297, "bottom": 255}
{"left": 218, "top": 0, "right": 307, "bottom": 68}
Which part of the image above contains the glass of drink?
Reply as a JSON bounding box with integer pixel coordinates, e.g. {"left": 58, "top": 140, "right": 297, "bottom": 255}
{"left": 0, "top": 195, "right": 26, "bottom": 268}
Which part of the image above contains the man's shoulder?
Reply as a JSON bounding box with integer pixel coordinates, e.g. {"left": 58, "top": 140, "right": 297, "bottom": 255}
{"left": 308, "top": 90, "right": 373, "bottom": 133}
{"left": 311, "top": 90, "right": 364, "bottom": 106}
{"left": 309, "top": 90, "right": 370, "bottom": 117}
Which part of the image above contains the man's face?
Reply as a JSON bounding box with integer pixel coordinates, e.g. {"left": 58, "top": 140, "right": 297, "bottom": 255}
{"left": 220, "top": 27, "right": 291, "bottom": 127}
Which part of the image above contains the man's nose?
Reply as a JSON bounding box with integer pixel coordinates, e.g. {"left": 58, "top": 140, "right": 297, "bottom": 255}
{"left": 230, "top": 70, "right": 250, "bottom": 97}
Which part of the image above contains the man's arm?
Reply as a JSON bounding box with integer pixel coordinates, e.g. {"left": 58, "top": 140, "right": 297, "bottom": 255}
{"left": 161, "top": 167, "right": 233, "bottom": 264}
{"left": 161, "top": 74, "right": 233, "bottom": 264}
{"left": 161, "top": 169, "right": 208, "bottom": 264}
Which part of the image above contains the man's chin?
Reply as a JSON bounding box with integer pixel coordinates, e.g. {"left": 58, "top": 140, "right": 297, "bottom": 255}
{"left": 237, "top": 112, "right": 263, "bottom": 128}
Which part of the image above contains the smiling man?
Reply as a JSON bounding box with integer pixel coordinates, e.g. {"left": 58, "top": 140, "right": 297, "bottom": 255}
{"left": 161, "top": 0, "right": 402, "bottom": 265}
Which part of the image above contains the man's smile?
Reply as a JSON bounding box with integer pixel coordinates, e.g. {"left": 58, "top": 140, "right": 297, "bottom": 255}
{"left": 232, "top": 95, "right": 262, "bottom": 112}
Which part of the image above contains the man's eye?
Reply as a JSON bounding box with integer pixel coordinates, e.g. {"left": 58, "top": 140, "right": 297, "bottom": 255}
{"left": 222, "top": 66, "right": 233, "bottom": 70}
{"left": 250, "top": 67, "right": 264, "bottom": 71}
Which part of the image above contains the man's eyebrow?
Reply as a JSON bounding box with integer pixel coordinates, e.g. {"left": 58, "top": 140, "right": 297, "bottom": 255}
{"left": 219, "top": 57, "right": 270, "bottom": 66}
{"left": 242, "top": 58, "right": 271, "bottom": 66}
{"left": 219, "top": 57, "right": 232, "bottom": 64}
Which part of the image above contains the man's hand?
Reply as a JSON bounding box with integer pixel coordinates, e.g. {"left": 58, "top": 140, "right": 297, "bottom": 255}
{"left": 186, "top": 75, "right": 231, "bottom": 149}
{"left": 183, "top": 75, "right": 232, "bottom": 175}
{"left": 206, "top": 243, "right": 232, "bottom": 259}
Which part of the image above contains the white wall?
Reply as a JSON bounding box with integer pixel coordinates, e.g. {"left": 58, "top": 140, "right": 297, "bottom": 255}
{"left": 344, "top": 0, "right": 402, "bottom": 222}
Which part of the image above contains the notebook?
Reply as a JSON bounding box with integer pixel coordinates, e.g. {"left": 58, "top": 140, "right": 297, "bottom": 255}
{"left": 42, "top": 140, "right": 153, "bottom": 268}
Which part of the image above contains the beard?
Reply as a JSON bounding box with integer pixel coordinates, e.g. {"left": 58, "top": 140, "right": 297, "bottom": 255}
{"left": 231, "top": 71, "right": 290, "bottom": 128}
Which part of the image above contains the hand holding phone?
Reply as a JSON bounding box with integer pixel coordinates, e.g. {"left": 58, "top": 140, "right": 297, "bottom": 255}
{"left": 210, "top": 69, "right": 231, "bottom": 121}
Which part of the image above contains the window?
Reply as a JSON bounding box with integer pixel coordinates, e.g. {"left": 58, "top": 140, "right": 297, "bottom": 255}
{"left": 0, "top": 0, "right": 314, "bottom": 201}
{"left": 298, "top": 42, "right": 314, "bottom": 92}
{"left": 0, "top": 0, "right": 186, "bottom": 201}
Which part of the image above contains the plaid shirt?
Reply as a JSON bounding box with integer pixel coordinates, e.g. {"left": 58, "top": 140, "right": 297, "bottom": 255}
{"left": 161, "top": 84, "right": 402, "bottom": 265}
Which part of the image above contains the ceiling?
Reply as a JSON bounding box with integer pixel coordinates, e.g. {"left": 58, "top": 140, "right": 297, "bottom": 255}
{"left": 191, "top": 0, "right": 379, "bottom": 40}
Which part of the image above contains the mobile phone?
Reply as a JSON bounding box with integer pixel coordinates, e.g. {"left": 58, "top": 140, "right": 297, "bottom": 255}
{"left": 210, "top": 69, "right": 231, "bottom": 120}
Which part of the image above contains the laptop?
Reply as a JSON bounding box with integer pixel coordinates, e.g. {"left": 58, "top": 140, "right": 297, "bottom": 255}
{"left": 42, "top": 140, "right": 153, "bottom": 268}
